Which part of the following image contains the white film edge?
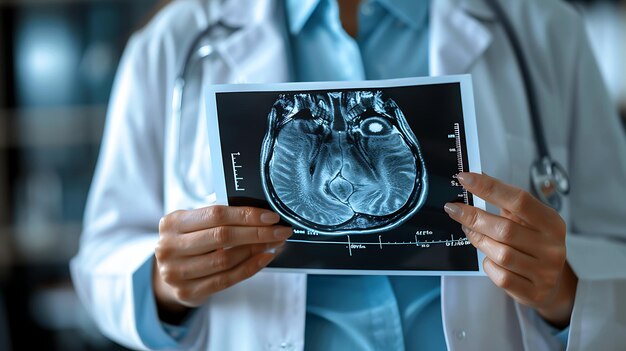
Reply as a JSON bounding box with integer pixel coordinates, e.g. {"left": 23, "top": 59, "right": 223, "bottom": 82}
{"left": 204, "top": 75, "right": 486, "bottom": 276}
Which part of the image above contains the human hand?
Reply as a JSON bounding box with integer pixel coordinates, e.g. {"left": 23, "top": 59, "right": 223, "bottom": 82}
{"left": 444, "top": 172, "right": 577, "bottom": 328}
{"left": 153, "top": 206, "right": 292, "bottom": 322}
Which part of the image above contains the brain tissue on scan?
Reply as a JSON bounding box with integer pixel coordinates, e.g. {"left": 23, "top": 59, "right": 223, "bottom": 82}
{"left": 260, "top": 91, "right": 428, "bottom": 235}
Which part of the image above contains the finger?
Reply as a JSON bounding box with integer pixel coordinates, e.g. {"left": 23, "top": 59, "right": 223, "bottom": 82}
{"left": 192, "top": 251, "right": 276, "bottom": 299}
{"left": 176, "top": 225, "right": 292, "bottom": 256}
{"left": 462, "top": 226, "right": 537, "bottom": 277}
{"left": 500, "top": 208, "right": 533, "bottom": 229}
{"left": 456, "top": 172, "right": 551, "bottom": 226}
{"left": 169, "top": 241, "right": 285, "bottom": 281}
{"left": 483, "top": 258, "right": 536, "bottom": 307}
{"left": 444, "top": 202, "right": 538, "bottom": 255}
{"left": 161, "top": 206, "right": 281, "bottom": 233}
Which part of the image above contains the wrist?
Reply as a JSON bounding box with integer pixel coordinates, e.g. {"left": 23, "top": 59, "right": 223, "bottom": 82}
{"left": 535, "top": 261, "right": 578, "bottom": 328}
{"left": 152, "top": 258, "right": 191, "bottom": 324}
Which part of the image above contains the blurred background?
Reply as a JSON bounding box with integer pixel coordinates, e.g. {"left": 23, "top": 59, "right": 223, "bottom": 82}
{"left": 0, "top": 0, "right": 624, "bottom": 350}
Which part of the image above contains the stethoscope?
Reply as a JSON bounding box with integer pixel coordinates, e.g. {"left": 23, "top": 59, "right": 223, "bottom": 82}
{"left": 485, "top": 0, "right": 570, "bottom": 211}
{"left": 173, "top": 0, "right": 570, "bottom": 211}
{"left": 171, "top": 22, "right": 240, "bottom": 206}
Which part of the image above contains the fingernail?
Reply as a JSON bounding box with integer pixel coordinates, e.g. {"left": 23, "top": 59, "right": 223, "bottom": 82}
{"left": 457, "top": 172, "right": 475, "bottom": 187}
{"left": 461, "top": 225, "right": 472, "bottom": 236}
{"left": 273, "top": 227, "right": 293, "bottom": 239}
{"left": 444, "top": 203, "right": 463, "bottom": 218}
{"left": 260, "top": 212, "right": 280, "bottom": 224}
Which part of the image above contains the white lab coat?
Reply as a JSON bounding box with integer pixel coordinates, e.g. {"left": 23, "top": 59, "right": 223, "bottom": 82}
{"left": 70, "top": 0, "right": 626, "bottom": 350}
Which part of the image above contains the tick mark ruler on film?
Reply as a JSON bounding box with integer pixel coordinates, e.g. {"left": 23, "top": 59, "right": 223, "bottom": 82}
{"left": 230, "top": 152, "right": 245, "bottom": 191}
{"left": 449, "top": 123, "right": 469, "bottom": 204}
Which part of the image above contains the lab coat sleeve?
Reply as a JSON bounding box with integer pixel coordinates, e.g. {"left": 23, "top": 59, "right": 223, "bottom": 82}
{"left": 507, "top": 3, "right": 626, "bottom": 350}
{"left": 69, "top": 31, "right": 207, "bottom": 350}
{"left": 567, "top": 6, "right": 626, "bottom": 350}
{"left": 563, "top": 5, "right": 626, "bottom": 282}
{"left": 563, "top": 8, "right": 626, "bottom": 350}
{"left": 567, "top": 4, "right": 626, "bottom": 280}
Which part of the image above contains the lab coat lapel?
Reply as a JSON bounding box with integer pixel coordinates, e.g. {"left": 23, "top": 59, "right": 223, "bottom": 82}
{"left": 430, "top": 0, "right": 494, "bottom": 76}
{"left": 433, "top": 2, "right": 519, "bottom": 350}
{"left": 214, "top": 0, "right": 292, "bottom": 83}
{"left": 197, "top": 7, "right": 305, "bottom": 348}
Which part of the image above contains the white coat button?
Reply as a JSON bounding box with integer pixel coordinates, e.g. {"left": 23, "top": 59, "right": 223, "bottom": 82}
{"left": 456, "top": 330, "right": 467, "bottom": 340}
{"left": 280, "top": 342, "right": 294, "bottom": 350}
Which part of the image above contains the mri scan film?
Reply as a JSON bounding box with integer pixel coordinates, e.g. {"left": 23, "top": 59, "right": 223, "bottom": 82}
{"left": 260, "top": 91, "right": 428, "bottom": 234}
{"left": 207, "top": 76, "right": 485, "bottom": 274}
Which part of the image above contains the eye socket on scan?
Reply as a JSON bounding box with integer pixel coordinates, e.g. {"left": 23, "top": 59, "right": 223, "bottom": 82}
{"left": 292, "top": 109, "right": 315, "bottom": 120}
{"left": 359, "top": 116, "right": 394, "bottom": 136}
{"left": 289, "top": 109, "right": 329, "bottom": 135}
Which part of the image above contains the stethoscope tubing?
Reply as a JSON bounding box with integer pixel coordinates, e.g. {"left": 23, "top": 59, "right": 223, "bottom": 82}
{"left": 485, "top": 0, "right": 570, "bottom": 209}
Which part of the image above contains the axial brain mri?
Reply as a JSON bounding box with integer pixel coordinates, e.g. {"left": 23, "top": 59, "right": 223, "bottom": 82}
{"left": 260, "top": 91, "right": 428, "bottom": 235}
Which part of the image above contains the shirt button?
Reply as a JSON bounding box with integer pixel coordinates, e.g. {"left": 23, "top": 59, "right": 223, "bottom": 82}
{"left": 456, "top": 330, "right": 467, "bottom": 340}
{"left": 197, "top": 44, "right": 214, "bottom": 58}
{"left": 360, "top": 2, "right": 374, "bottom": 16}
{"left": 280, "top": 342, "right": 293, "bottom": 350}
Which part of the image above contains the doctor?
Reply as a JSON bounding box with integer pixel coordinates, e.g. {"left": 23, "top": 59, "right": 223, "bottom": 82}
{"left": 71, "top": 0, "right": 626, "bottom": 350}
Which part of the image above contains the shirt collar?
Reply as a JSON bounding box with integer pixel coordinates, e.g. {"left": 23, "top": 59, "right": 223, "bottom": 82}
{"left": 285, "top": 0, "right": 321, "bottom": 34}
{"left": 285, "top": 0, "right": 430, "bottom": 35}
{"left": 375, "top": 0, "right": 430, "bottom": 30}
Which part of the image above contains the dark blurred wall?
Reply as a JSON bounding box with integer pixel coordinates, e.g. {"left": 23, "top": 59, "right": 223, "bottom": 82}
{"left": 0, "top": 1, "right": 158, "bottom": 350}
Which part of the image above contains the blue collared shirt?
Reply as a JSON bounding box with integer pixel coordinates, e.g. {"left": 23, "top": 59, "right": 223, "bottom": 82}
{"left": 285, "top": 1, "right": 446, "bottom": 350}
{"left": 287, "top": 0, "right": 430, "bottom": 81}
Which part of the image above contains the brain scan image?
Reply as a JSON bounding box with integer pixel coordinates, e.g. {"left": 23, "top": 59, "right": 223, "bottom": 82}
{"left": 260, "top": 91, "right": 428, "bottom": 235}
